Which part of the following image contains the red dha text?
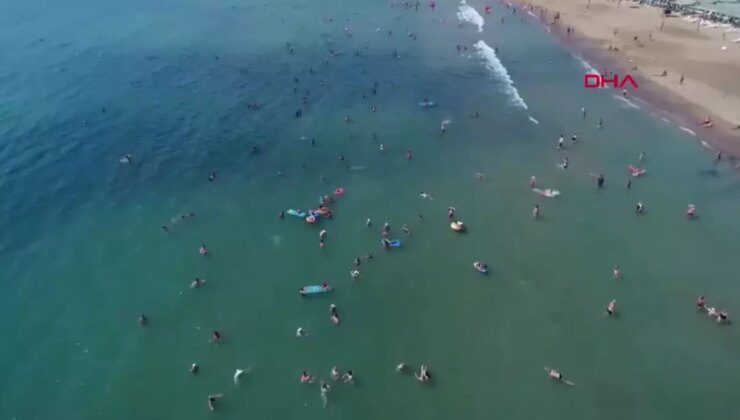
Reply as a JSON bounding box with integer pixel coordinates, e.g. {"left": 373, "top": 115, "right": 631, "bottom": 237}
{"left": 584, "top": 74, "right": 638, "bottom": 89}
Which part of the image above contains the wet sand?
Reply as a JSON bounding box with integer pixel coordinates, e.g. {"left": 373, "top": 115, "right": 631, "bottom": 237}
{"left": 515, "top": 0, "right": 740, "bottom": 156}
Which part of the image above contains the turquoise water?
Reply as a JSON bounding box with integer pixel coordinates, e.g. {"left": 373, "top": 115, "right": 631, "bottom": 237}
{"left": 1, "top": 0, "right": 740, "bottom": 419}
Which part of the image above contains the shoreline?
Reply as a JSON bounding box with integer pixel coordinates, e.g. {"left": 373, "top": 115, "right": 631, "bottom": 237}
{"left": 512, "top": 0, "right": 740, "bottom": 160}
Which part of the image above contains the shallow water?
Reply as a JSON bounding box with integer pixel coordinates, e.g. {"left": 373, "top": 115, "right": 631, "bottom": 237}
{"left": 1, "top": 1, "right": 739, "bottom": 419}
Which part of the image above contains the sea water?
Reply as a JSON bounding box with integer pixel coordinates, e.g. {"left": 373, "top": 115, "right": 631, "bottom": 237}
{"left": 1, "top": 0, "right": 739, "bottom": 419}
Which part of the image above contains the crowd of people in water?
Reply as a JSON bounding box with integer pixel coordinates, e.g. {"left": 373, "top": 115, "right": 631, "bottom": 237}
{"left": 116, "top": 0, "right": 737, "bottom": 412}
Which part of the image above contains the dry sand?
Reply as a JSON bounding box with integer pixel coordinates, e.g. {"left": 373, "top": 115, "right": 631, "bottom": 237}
{"left": 516, "top": 0, "right": 740, "bottom": 155}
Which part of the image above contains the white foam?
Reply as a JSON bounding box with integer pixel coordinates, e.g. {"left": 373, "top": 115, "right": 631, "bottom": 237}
{"left": 613, "top": 95, "right": 641, "bottom": 109}
{"left": 457, "top": 0, "right": 485, "bottom": 33}
{"left": 527, "top": 11, "right": 537, "bottom": 18}
{"left": 573, "top": 54, "right": 600, "bottom": 76}
{"left": 528, "top": 116, "right": 539, "bottom": 125}
{"left": 661, "top": 117, "right": 670, "bottom": 123}
{"left": 680, "top": 126, "right": 697, "bottom": 136}
{"left": 473, "top": 40, "right": 528, "bottom": 110}
{"left": 700, "top": 140, "right": 714, "bottom": 149}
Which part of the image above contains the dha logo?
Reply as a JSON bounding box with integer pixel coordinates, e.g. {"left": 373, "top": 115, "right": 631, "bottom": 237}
{"left": 584, "top": 74, "right": 638, "bottom": 89}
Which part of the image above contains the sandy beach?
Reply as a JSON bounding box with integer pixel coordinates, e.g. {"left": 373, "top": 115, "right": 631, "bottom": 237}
{"left": 517, "top": 0, "right": 740, "bottom": 155}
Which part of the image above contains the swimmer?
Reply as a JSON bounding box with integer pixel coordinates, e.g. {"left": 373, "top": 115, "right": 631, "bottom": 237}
{"left": 475, "top": 171, "right": 485, "bottom": 180}
{"left": 561, "top": 156, "right": 569, "bottom": 169}
{"left": 319, "top": 229, "right": 327, "bottom": 240}
{"left": 138, "top": 314, "right": 148, "bottom": 326}
{"left": 598, "top": 117, "right": 604, "bottom": 129}
{"left": 344, "top": 115, "right": 351, "bottom": 123}
{"left": 211, "top": 331, "right": 221, "bottom": 344}
{"left": 626, "top": 179, "right": 632, "bottom": 189}
{"left": 638, "top": 151, "right": 645, "bottom": 162}
{"left": 331, "top": 366, "right": 340, "bottom": 380}
{"left": 687, "top": 204, "right": 696, "bottom": 218}
{"left": 329, "top": 303, "right": 340, "bottom": 325}
{"left": 199, "top": 244, "right": 209, "bottom": 255}
{"left": 279, "top": 211, "right": 285, "bottom": 219}
{"left": 379, "top": 144, "right": 385, "bottom": 153}
{"left": 696, "top": 295, "right": 706, "bottom": 311}
{"left": 571, "top": 133, "right": 578, "bottom": 143}
{"left": 420, "top": 191, "right": 432, "bottom": 200}
{"left": 366, "top": 218, "right": 372, "bottom": 227}
{"left": 296, "top": 327, "right": 306, "bottom": 337}
{"left": 161, "top": 225, "right": 168, "bottom": 232}
{"left": 208, "top": 172, "right": 217, "bottom": 182}
{"left": 190, "top": 363, "right": 199, "bottom": 375}
{"left": 406, "top": 150, "right": 413, "bottom": 160}
{"left": 396, "top": 362, "right": 407, "bottom": 372}
{"left": 354, "top": 257, "right": 361, "bottom": 266}
{"left": 320, "top": 381, "right": 331, "bottom": 394}
{"left": 119, "top": 154, "right": 133, "bottom": 164}
{"left": 597, "top": 173, "right": 604, "bottom": 188}
{"left": 581, "top": 107, "right": 587, "bottom": 118}
{"left": 300, "top": 371, "right": 312, "bottom": 383}
{"left": 447, "top": 206, "right": 456, "bottom": 219}
{"left": 557, "top": 135, "right": 564, "bottom": 149}
{"left": 383, "top": 222, "right": 391, "bottom": 233}
{"left": 350, "top": 270, "right": 360, "bottom": 280}
{"left": 234, "top": 368, "right": 244, "bottom": 385}
{"left": 207, "top": 394, "right": 223, "bottom": 411}
{"left": 533, "top": 204, "right": 540, "bottom": 218}
{"left": 190, "top": 278, "right": 206, "bottom": 289}
{"left": 529, "top": 175, "right": 536, "bottom": 189}
{"left": 613, "top": 265, "right": 621, "bottom": 279}
{"left": 717, "top": 311, "right": 729, "bottom": 324}
{"left": 605, "top": 299, "right": 617, "bottom": 316}
{"left": 415, "top": 365, "right": 432, "bottom": 383}
{"left": 543, "top": 368, "right": 575, "bottom": 386}
{"left": 635, "top": 201, "right": 644, "bottom": 214}
{"left": 402, "top": 224, "right": 410, "bottom": 235}
{"left": 371, "top": 105, "right": 377, "bottom": 112}
{"left": 342, "top": 370, "right": 354, "bottom": 384}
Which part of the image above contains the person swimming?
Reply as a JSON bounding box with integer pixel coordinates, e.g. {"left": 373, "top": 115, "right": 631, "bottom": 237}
{"left": 598, "top": 117, "right": 603, "bottom": 129}
{"left": 190, "top": 363, "right": 199, "bottom": 375}
{"left": 696, "top": 295, "right": 706, "bottom": 311}
{"left": 234, "top": 368, "right": 245, "bottom": 384}
{"left": 402, "top": 224, "right": 410, "bottom": 235}
{"left": 379, "top": 144, "right": 385, "bottom": 153}
{"left": 419, "top": 191, "right": 432, "bottom": 200}
{"left": 366, "top": 218, "right": 372, "bottom": 227}
{"left": 319, "top": 230, "right": 327, "bottom": 240}
{"left": 208, "top": 172, "right": 217, "bottom": 182}
{"left": 561, "top": 156, "right": 569, "bottom": 169}
{"left": 207, "top": 394, "right": 223, "bottom": 411}
{"left": 350, "top": 270, "right": 360, "bottom": 280}
{"left": 606, "top": 299, "right": 617, "bottom": 316}
{"left": 636, "top": 201, "right": 644, "bottom": 214}
{"left": 686, "top": 204, "right": 696, "bottom": 218}
{"left": 447, "top": 206, "right": 456, "bottom": 219}
{"left": 329, "top": 304, "right": 340, "bottom": 325}
{"left": 190, "top": 278, "right": 206, "bottom": 289}
{"left": 415, "top": 365, "right": 432, "bottom": 383}
{"left": 199, "top": 244, "right": 209, "bottom": 255}
{"left": 557, "top": 135, "right": 564, "bottom": 149}
{"left": 211, "top": 331, "right": 221, "bottom": 344}
{"left": 331, "top": 366, "right": 340, "bottom": 380}
{"left": 138, "top": 314, "right": 148, "bottom": 326}
{"left": 571, "top": 133, "right": 578, "bottom": 143}
{"left": 396, "top": 362, "right": 407, "bottom": 372}
{"left": 529, "top": 175, "right": 536, "bottom": 189}
{"left": 613, "top": 265, "right": 621, "bottom": 279}
{"left": 300, "top": 371, "right": 312, "bottom": 383}
{"left": 544, "top": 368, "right": 575, "bottom": 386}
{"left": 296, "top": 327, "right": 306, "bottom": 337}
{"left": 342, "top": 370, "right": 354, "bottom": 384}
{"left": 533, "top": 204, "right": 540, "bottom": 218}
{"left": 597, "top": 173, "right": 604, "bottom": 188}
{"left": 119, "top": 154, "right": 133, "bottom": 164}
